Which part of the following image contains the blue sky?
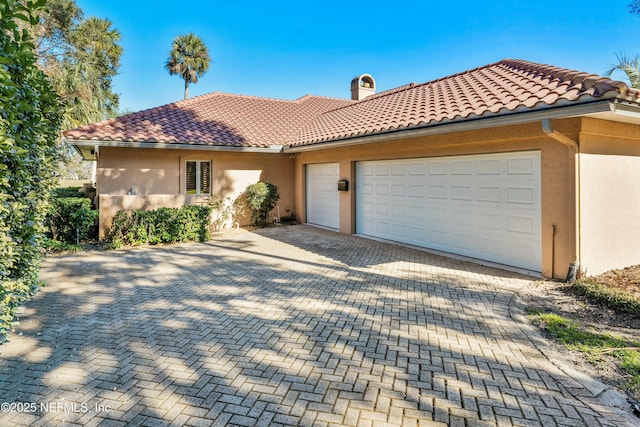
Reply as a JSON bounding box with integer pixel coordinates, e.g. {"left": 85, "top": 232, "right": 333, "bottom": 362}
{"left": 76, "top": 0, "right": 640, "bottom": 113}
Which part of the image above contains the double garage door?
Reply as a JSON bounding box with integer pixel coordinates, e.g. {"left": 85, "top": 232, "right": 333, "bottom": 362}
{"left": 308, "top": 152, "right": 541, "bottom": 271}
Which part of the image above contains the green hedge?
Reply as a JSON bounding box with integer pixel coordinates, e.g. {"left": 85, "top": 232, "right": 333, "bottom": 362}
{"left": 107, "top": 206, "right": 212, "bottom": 248}
{"left": 46, "top": 197, "right": 98, "bottom": 245}
{"left": 1, "top": 0, "right": 62, "bottom": 340}
{"left": 52, "top": 187, "right": 83, "bottom": 198}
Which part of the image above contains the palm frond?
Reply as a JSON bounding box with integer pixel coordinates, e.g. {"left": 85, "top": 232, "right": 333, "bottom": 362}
{"left": 605, "top": 53, "right": 640, "bottom": 89}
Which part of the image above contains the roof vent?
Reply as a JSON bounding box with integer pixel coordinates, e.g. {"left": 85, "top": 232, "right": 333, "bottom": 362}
{"left": 351, "top": 74, "right": 376, "bottom": 101}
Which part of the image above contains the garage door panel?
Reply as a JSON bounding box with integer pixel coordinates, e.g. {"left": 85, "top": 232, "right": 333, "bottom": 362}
{"left": 356, "top": 152, "right": 541, "bottom": 271}
{"left": 450, "top": 232, "right": 476, "bottom": 252}
{"left": 376, "top": 203, "right": 389, "bottom": 216}
{"left": 392, "top": 164, "right": 406, "bottom": 175}
{"left": 362, "top": 183, "right": 374, "bottom": 195}
{"left": 429, "top": 162, "right": 448, "bottom": 175}
{"left": 360, "top": 165, "right": 374, "bottom": 176}
{"left": 477, "top": 212, "right": 504, "bottom": 231}
{"left": 508, "top": 187, "right": 536, "bottom": 204}
{"left": 376, "top": 221, "right": 390, "bottom": 234}
{"left": 478, "top": 159, "right": 501, "bottom": 175}
{"left": 451, "top": 209, "right": 473, "bottom": 228}
{"left": 452, "top": 160, "right": 473, "bottom": 175}
{"left": 408, "top": 226, "right": 426, "bottom": 240}
{"left": 376, "top": 165, "right": 389, "bottom": 176}
{"left": 508, "top": 157, "right": 536, "bottom": 175}
{"left": 410, "top": 162, "right": 426, "bottom": 175}
{"left": 391, "top": 185, "right": 406, "bottom": 197}
{"left": 408, "top": 205, "right": 426, "bottom": 220}
{"left": 508, "top": 215, "right": 536, "bottom": 235}
{"left": 478, "top": 186, "right": 502, "bottom": 202}
{"left": 429, "top": 186, "right": 447, "bottom": 199}
{"left": 391, "top": 224, "right": 407, "bottom": 237}
{"left": 307, "top": 163, "right": 340, "bottom": 230}
{"left": 452, "top": 186, "right": 473, "bottom": 200}
{"left": 480, "top": 236, "right": 505, "bottom": 254}
{"left": 428, "top": 229, "right": 447, "bottom": 246}
{"left": 376, "top": 184, "right": 389, "bottom": 196}
{"left": 409, "top": 185, "right": 425, "bottom": 197}
{"left": 508, "top": 241, "right": 539, "bottom": 264}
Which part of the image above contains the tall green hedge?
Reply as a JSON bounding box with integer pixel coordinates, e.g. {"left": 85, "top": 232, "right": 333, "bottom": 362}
{"left": 0, "top": 0, "right": 62, "bottom": 338}
{"left": 107, "top": 206, "right": 212, "bottom": 248}
{"left": 47, "top": 197, "right": 98, "bottom": 245}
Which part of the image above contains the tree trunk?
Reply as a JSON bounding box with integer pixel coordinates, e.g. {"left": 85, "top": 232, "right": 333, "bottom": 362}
{"left": 184, "top": 79, "right": 189, "bottom": 100}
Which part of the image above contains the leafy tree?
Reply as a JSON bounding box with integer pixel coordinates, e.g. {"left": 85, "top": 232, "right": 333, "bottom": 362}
{"left": 33, "top": 2, "right": 123, "bottom": 130}
{"left": 23, "top": 0, "right": 123, "bottom": 179}
{"left": 630, "top": 0, "right": 640, "bottom": 15}
{"left": 166, "top": 33, "right": 211, "bottom": 100}
{"left": 605, "top": 53, "right": 640, "bottom": 89}
{"left": 30, "top": 0, "right": 82, "bottom": 64}
{"left": 0, "top": 0, "right": 62, "bottom": 339}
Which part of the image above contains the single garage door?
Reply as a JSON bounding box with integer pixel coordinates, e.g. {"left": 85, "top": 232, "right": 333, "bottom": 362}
{"left": 356, "top": 151, "right": 541, "bottom": 271}
{"left": 307, "top": 163, "right": 340, "bottom": 229}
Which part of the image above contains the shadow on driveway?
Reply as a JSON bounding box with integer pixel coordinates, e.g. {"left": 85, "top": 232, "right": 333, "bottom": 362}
{"left": 0, "top": 225, "right": 632, "bottom": 426}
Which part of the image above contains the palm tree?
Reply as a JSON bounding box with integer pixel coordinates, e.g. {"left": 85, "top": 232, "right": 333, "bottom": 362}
{"left": 166, "top": 33, "right": 211, "bottom": 100}
{"left": 605, "top": 53, "right": 640, "bottom": 89}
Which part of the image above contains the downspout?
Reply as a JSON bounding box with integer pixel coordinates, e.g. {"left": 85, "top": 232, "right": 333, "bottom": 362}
{"left": 92, "top": 144, "right": 100, "bottom": 208}
{"left": 92, "top": 144, "right": 102, "bottom": 240}
{"left": 541, "top": 119, "right": 580, "bottom": 280}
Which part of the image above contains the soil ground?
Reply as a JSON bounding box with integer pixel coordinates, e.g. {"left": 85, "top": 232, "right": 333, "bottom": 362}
{"left": 518, "top": 266, "right": 640, "bottom": 404}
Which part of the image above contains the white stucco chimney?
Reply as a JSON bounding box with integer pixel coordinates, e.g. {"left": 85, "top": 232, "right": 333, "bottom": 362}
{"left": 351, "top": 74, "right": 376, "bottom": 101}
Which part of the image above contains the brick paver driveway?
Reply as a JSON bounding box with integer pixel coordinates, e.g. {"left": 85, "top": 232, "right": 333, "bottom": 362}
{"left": 0, "top": 225, "right": 634, "bottom": 426}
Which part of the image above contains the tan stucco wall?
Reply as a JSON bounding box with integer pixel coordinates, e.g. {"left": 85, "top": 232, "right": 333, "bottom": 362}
{"left": 98, "top": 194, "right": 196, "bottom": 239}
{"left": 98, "top": 148, "right": 180, "bottom": 195}
{"left": 94, "top": 117, "right": 640, "bottom": 278}
{"left": 294, "top": 120, "right": 581, "bottom": 278}
{"left": 97, "top": 147, "right": 294, "bottom": 237}
{"left": 578, "top": 119, "right": 640, "bottom": 275}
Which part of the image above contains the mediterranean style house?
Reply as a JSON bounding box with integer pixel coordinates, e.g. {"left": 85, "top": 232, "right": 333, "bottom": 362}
{"left": 64, "top": 59, "right": 640, "bottom": 279}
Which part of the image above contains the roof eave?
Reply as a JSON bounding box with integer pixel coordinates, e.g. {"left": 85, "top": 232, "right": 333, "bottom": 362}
{"left": 284, "top": 100, "right": 620, "bottom": 153}
{"left": 66, "top": 139, "right": 285, "bottom": 160}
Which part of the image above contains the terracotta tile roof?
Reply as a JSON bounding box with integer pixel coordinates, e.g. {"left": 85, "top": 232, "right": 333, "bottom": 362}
{"left": 291, "top": 59, "right": 640, "bottom": 146}
{"left": 63, "top": 93, "right": 354, "bottom": 148}
{"left": 65, "top": 59, "right": 640, "bottom": 150}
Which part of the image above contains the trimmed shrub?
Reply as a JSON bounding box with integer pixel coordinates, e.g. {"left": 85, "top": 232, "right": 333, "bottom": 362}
{"left": 243, "top": 182, "right": 280, "bottom": 225}
{"left": 107, "top": 205, "right": 212, "bottom": 248}
{"left": 46, "top": 197, "right": 98, "bottom": 245}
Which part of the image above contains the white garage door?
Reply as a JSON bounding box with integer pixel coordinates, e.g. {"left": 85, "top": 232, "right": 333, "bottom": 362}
{"left": 356, "top": 152, "right": 541, "bottom": 271}
{"left": 307, "top": 163, "right": 340, "bottom": 229}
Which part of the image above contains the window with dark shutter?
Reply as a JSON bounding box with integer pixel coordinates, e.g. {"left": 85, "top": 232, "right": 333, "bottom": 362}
{"left": 186, "top": 161, "right": 197, "bottom": 194}
{"left": 185, "top": 160, "right": 211, "bottom": 195}
{"left": 200, "top": 161, "right": 211, "bottom": 195}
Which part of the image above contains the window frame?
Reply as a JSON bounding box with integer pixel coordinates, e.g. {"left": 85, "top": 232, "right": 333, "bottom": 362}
{"left": 185, "top": 160, "right": 212, "bottom": 196}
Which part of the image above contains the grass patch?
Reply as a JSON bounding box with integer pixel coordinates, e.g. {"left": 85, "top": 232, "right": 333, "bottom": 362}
{"left": 573, "top": 279, "right": 640, "bottom": 316}
{"left": 530, "top": 311, "right": 640, "bottom": 399}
